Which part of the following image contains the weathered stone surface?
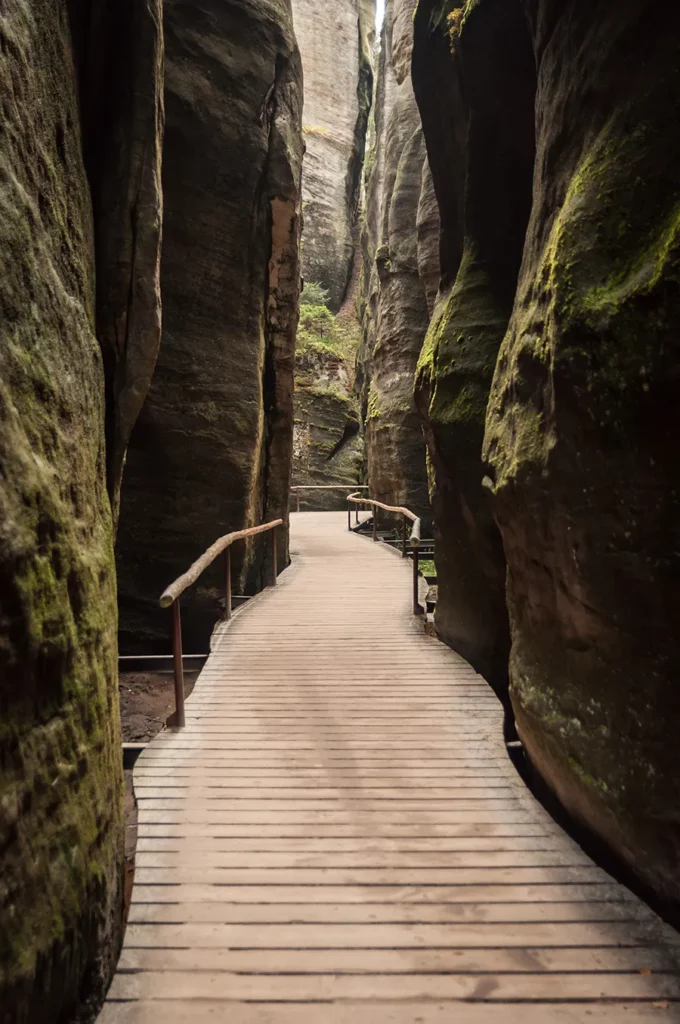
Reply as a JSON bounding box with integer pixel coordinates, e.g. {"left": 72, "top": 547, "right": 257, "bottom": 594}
{"left": 0, "top": 2, "right": 124, "bottom": 1018}
{"left": 412, "top": 0, "right": 535, "bottom": 694}
{"left": 359, "top": 0, "right": 435, "bottom": 521}
{"left": 293, "top": 303, "right": 363, "bottom": 510}
{"left": 70, "top": 0, "right": 165, "bottom": 526}
{"left": 483, "top": 0, "right": 680, "bottom": 910}
{"left": 116, "top": 0, "right": 303, "bottom": 655}
{"left": 291, "top": 0, "right": 375, "bottom": 310}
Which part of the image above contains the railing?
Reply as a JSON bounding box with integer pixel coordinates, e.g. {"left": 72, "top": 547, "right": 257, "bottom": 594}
{"left": 291, "top": 484, "right": 368, "bottom": 512}
{"left": 346, "top": 493, "right": 423, "bottom": 616}
{"left": 159, "top": 519, "right": 283, "bottom": 728}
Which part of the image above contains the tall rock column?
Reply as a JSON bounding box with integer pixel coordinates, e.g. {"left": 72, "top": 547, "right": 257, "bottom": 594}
{"left": 358, "top": 0, "right": 437, "bottom": 519}
{"left": 0, "top": 0, "right": 163, "bottom": 1017}
{"left": 483, "top": 0, "right": 680, "bottom": 909}
{"left": 291, "top": 0, "right": 374, "bottom": 310}
{"left": 71, "top": 0, "right": 165, "bottom": 527}
{"left": 411, "top": 0, "right": 535, "bottom": 694}
{"left": 116, "top": 0, "right": 303, "bottom": 655}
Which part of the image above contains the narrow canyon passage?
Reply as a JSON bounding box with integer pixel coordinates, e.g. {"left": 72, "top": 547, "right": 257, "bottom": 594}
{"left": 3, "top": 0, "right": 680, "bottom": 1019}
{"left": 100, "top": 514, "right": 680, "bottom": 1022}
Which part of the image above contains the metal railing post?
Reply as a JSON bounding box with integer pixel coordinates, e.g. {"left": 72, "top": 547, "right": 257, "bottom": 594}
{"left": 296, "top": 490, "right": 300, "bottom": 513}
{"left": 271, "top": 527, "right": 278, "bottom": 586}
{"left": 171, "top": 599, "right": 186, "bottom": 728}
{"left": 224, "top": 547, "right": 232, "bottom": 620}
{"left": 373, "top": 509, "right": 378, "bottom": 542}
{"left": 412, "top": 542, "right": 422, "bottom": 616}
{"left": 402, "top": 516, "right": 407, "bottom": 557}
{"left": 347, "top": 501, "right": 352, "bottom": 531}
{"left": 355, "top": 505, "right": 359, "bottom": 524}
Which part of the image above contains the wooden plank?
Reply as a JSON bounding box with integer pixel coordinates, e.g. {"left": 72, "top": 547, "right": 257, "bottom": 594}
{"left": 135, "top": 824, "right": 558, "bottom": 840}
{"left": 122, "top": 920, "right": 673, "bottom": 949}
{"left": 129, "top": 882, "right": 635, "bottom": 905}
{"left": 97, "top": 1001, "right": 680, "bottom": 1024}
{"left": 117, "top": 945, "right": 675, "bottom": 972}
{"left": 134, "top": 815, "right": 558, "bottom": 829}
{"left": 133, "top": 851, "right": 592, "bottom": 869}
{"left": 132, "top": 867, "right": 610, "bottom": 886}
{"left": 127, "top": 901, "right": 653, "bottom": 926}
{"left": 134, "top": 836, "right": 568, "bottom": 852}
{"left": 133, "top": 770, "right": 513, "bottom": 781}
{"left": 108, "top": 971, "right": 680, "bottom": 1001}
{"left": 135, "top": 791, "right": 521, "bottom": 803}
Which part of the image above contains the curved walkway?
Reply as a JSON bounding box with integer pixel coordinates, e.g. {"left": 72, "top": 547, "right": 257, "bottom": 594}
{"left": 101, "top": 512, "right": 680, "bottom": 1022}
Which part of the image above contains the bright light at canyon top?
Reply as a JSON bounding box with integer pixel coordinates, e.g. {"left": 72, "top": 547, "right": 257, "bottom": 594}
{"left": 376, "top": 0, "right": 385, "bottom": 32}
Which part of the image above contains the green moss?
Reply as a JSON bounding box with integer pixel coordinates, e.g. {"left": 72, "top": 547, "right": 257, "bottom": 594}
{"left": 375, "top": 243, "right": 391, "bottom": 271}
{"left": 367, "top": 380, "right": 382, "bottom": 421}
{"left": 308, "top": 381, "right": 352, "bottom": 403}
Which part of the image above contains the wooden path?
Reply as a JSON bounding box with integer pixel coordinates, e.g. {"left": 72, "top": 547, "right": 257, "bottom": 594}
{"left": 101, "top": 512, "right": 680, "bottom": 1022}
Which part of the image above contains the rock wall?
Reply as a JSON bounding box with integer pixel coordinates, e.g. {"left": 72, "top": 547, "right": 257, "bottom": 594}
{"left": 293, "top": 304, "right": 363, "bottom": 509}
{"left": 116, "top": 0, "right": 303, "bottom": 656}
{"left": 412, "top": 0, "right": 680, "bottom": 910}
{"left": 483, "top": 0, "right": 680, "bottom": 910}
{"left": 71, "top": 0, "right": 165, "bottom": 526}
{"left": 291, "top": 0, "right": 374, "bottom": 310}
{"left": 412, "top": 0, "right": 535, "bottom": 694}
{"left": 358, "top": 0, "right": 436, "bottom": 521}
{"left": 0, "top": 0, "right": 163, "bottom": 1018}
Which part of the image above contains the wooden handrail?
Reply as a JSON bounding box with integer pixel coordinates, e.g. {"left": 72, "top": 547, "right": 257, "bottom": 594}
{"left": 160, "top": 520, "right": 283, "bottom": 608}
{"left": 159, "top": 518, "right": 283, "bottom": 730}
{"left": 347, "top": 493, "right": 418, "bottom": 525}
{"left": 346, "top": 492, "right": 425, "bottom": 615}
{"left": 291, "top": 484, "right": 369, "bottom": 512}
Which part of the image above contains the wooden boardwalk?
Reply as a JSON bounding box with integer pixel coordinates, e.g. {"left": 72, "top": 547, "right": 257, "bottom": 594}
{"left": 101, "top": 512, "right": 680, "bottom": 1022}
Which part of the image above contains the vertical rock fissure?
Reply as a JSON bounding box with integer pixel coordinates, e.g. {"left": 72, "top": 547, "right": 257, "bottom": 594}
{"left": 290, "top": 0, "right": 374, "bottom": 510}
{"left": 357, "top": 0, "right": 438, "bottom": 524}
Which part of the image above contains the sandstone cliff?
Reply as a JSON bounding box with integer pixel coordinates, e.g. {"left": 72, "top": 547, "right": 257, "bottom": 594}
{"left": 72, "top": 0, "right": 165, "bottom": 526}
{"left": 293, "top": 296, "right": 364, "bottom": 508}
{"left": 0, "top": 0, "right": 163, "bottom": 1018}
{"left": 482, "top": 0, "right": 680, "bottom": 911}
{"left": 291, "top": 0, "right": 374, "bottom": 310}
{"left": 412, "top": 0, "right": 534, "bottom": 693}
{"left": 116, "top": 0, "right": 303, "bottom": 656}
{"left": 413, "top": 0, "right": 680, "bottom": 911}
{"left": 358, "top": 0, "right": 435, "bottom": 520}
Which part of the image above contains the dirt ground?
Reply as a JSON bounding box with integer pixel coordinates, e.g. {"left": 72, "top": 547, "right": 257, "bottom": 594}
{"left": 120, "top": 669, "right": 200, "bottom": 927}
{"left": 119, "top": 669, "right": 200, "bottom": 743}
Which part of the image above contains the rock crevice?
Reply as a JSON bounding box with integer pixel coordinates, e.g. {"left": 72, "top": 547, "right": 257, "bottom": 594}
{"left": 358, "top": 0, "right": 437, "bottom": 521}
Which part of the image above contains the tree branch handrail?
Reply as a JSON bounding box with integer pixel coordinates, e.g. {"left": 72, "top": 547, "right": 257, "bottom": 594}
{"left": 158, "top": 518, "right": 283, "bottom": 729}
{"left": 347, "top": 492, "right": 421, "bottom": 539}
{"left": 346, "top": 492, "right": 425, "bottom": 615}
{"left": 291, "top": 484, "right": 369, "bottom": 512}
{"left": 159, "top": 520, "right": 284, "bottom": 608}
